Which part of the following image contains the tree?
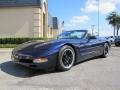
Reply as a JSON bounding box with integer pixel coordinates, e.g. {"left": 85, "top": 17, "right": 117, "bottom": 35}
{"left": 116, "top": 16, "right": 120, "bottom": 36}
{"left": 106, "top": 12, "right": 118, "bottom": 36}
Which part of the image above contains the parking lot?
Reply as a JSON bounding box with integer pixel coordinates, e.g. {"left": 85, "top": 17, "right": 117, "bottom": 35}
{"left": 0, "top": 46, "right": 120, "bottom": 90}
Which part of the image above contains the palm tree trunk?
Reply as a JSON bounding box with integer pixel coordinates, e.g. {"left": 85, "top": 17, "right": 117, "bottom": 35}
{"left": 117, "top": 26, "right": 118, "bottom": 36}
{"left": 117, "top": 26, "right": 120, "bottom": 36}
{"left": 117, "top": 28, "right": 119, "bottom": 36}
{"left": 117, "top": 29, "right": 118, "bottom": 36}
{"left": 114, "top": 26, "right": 116, "bottom": 36}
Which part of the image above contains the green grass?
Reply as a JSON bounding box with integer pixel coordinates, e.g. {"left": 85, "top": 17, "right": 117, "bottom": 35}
{"left": 0, "top": 44, "right": 17, "bottom": 48}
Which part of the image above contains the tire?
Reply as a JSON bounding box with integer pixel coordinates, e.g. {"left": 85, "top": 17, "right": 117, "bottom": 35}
{"left": 101, "top": 43, "right": 110, "bottom": 58}
{"left": 115, "top": 43, "right": 120, "bottom": 47}
{"left": 57, "top": 45, "right": 75, "bottom": 71}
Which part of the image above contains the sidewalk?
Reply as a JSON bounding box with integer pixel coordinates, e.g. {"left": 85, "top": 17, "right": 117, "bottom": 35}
{"left": 0, "top": 48, "right": 13, "bottom": 52}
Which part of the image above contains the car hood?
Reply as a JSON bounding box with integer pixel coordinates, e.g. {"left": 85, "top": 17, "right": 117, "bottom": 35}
{"left": 116, "top": 38, "right": 120, "bottom": 41}
{"left": 12, "top": 39, "right": 83, "bottom": 57}
{"left": 12, "top": 40, "right": 44, "bottom": 51}
{"left": 12, "top": 39, "right": 64, "bottom": 56}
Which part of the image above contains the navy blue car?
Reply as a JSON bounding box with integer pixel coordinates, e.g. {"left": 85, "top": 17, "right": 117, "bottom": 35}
{"left": 115, "top": 36, "right": 120, "bottom": 46}
{"left": 11, "top": 30, "right": 110, "bottom": 71}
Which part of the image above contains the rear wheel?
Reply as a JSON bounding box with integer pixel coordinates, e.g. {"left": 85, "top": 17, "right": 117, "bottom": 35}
{"left": 115, "top": 43, "right": 120, "bottom": 47}
{"left": 57, "top": 45, "right": 75, "bottom": 71}
{"left": 101, "top": 43, "right": 110, "bottom": 58}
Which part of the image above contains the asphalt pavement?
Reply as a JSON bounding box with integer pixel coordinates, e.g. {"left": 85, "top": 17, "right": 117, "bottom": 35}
{"left": 0, "top": 46, "right": 120, "bottom": 90}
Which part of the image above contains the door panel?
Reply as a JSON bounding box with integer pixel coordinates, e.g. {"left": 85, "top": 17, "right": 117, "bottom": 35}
{"left": 79, "top": 38, "right": 103, "bottom": 61}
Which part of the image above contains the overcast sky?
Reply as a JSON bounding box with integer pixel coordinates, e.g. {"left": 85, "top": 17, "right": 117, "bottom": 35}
{"left": 48, "top": 0, "right": 120, "bottom": 36}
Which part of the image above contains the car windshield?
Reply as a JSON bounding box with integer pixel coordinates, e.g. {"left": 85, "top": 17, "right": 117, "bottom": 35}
{"left": 58, "top": 30, "right": 86, "bottom": 39}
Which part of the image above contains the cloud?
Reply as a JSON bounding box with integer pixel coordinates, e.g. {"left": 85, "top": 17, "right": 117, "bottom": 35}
{"left": 81, "top": 0, "right": 98, "bottom": 13}
{"left": 65, "top": 15, "right": 90, "bottom": 29}
{"left": 81, "top": 0, "right": 120, "bottom": 14}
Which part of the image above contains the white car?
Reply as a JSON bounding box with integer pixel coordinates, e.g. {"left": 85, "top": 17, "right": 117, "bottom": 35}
{"left": 106, "top": 36, "right": 115, "bottom": 44}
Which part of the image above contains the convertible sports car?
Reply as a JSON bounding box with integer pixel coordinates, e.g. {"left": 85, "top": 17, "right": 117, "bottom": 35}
{"left": 11, "top": 30, "right": 110, "bottom": 71}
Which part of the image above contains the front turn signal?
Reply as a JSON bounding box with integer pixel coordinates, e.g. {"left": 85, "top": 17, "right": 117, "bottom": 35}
{"left": 33, "top": 58, "right": 48, "bottom": 63}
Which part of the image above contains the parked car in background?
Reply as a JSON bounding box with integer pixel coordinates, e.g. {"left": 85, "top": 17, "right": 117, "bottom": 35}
{"left": 115, "top": 36, "right": 120, "bottom": 46}
{"left": 11, "top": 30, "right": 111, "bottom": 71}
{"left": 105, "top": 36, "right": 115, "bottom": 44}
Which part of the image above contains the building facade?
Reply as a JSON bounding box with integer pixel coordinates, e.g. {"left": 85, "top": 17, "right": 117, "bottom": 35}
{"left": 52, "top": 17, "right": 59, "bottom": 37}
{"left": 0, "top": 0, "right": 59, "bottom": 38}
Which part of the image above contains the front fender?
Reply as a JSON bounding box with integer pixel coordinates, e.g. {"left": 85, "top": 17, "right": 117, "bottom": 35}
{"left": 34, "top": 43, "right": 65, "bottom": 58}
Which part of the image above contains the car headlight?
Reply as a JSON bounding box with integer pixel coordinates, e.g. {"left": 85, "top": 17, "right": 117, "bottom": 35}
{"left": 33, "top": 58, "right": 48, "bottom": 63}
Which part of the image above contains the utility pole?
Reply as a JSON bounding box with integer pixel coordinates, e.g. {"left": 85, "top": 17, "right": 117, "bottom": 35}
{"left": 97, "top": 0, "right": 100, "bottom": 36}
{"left": 61, "top": 21, "right": 64, "bottom": 33}
{"left": 92, "top": 25, "right": 95, "bottom": 35}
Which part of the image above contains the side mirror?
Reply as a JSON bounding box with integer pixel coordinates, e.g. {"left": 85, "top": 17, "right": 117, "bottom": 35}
{"left": 88, "top": 36, "right": 96, "bottom": 40}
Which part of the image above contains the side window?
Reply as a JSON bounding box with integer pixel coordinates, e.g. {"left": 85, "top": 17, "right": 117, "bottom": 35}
{"left": 71, "top": 31, "right": 86, "bottom": 39}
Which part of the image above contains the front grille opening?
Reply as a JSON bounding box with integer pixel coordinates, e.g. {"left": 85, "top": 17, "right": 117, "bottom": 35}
{"left": 29, "top": 65, "right": 37, "bottom": 68}
{"left": 20, "top": 59, "right": 33, "bottom": 63}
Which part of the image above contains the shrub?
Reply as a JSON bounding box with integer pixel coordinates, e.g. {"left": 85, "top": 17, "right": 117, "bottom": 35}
{"left": 0, "top": 44, "right": 17, "bottom": 48}
{"left": 0, "top": 37, "right": 49, "bottom": 44}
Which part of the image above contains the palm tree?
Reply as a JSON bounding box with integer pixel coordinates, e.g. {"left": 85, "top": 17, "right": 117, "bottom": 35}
{"left": 116, "top": 16, "right": 120, "bottom": 36}
{"left": 106, "top": 12, "right": 118, "bottom": 36}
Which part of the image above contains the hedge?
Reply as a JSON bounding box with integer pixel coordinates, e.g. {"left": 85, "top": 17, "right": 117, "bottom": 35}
{"left": 0, "top": 37, "right": 49, "bottom": 44}
{"left": 0, "top": 44, "right": 17, "bottom": 48}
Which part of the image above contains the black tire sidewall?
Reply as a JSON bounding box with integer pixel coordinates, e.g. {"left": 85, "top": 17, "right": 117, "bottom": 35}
{"left": 115, "top": 43, "right": 120, "bottom": 47}
{"left": 102, "top": 43, "right": 109, "bottom": 58}
{"left": 57, "top": 45, "right": 75, "bottom": 71}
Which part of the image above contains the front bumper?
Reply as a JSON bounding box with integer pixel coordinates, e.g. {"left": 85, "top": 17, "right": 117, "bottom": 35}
{"left": 12, "top": 54, "right": 57, "bottom": 70}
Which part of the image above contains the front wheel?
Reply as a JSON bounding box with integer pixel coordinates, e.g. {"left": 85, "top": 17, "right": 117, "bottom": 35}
{"left": 101, "top": 43, "right": 110, "bottom": 58}
{"left": 57, "top": 45, "right": 75, "bottom": 71}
